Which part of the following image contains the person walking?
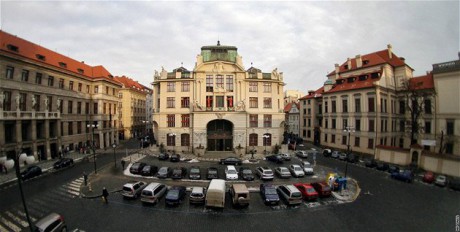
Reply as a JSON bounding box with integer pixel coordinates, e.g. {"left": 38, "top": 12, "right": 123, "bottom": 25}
{"left": 102, "top": 187, "right": 109, "bottom": 204}
{"left": 121, "top": 160, "right": 126, "bottom": 170}
{"left": 83, "top": 172, "right": 88, "bottom": 186}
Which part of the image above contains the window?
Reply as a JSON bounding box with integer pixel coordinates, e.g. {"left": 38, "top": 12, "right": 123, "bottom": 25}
{"left": 181, "top": 134, "right": 190, "bottom": 146}
{"left": 167, "top": 97, "right": 175, "bottom": 108}
{"left": 399, "top": 100, "right": 405, "bottom": 114}
{"left": 167, "top": 134, "right": 176, "bottom": 146}
{"left": 94, "top": 86, "right": 99, "bottom": 93}
{"left": 263, "top": 115, "right": 272, "bottom": 127}
{"left": 34, "top": 95, "right": 40, "bottom": 111}
{"left": 68, "top": 101, "right": 73, "bottom": 114}
{"left": 59, "top": 78, "right": 65, "bottom": 89}
{"left": 263, "top": 83, "right": 272, "bottom": 93}
{"left": 19, "top": 93, "right": 27, "bottom": 111}
{"left": 250, "top": 114, "right": 258, "bottom": 127}
{"left": 354, "top": 137, "right": 360, "bottom": 147}
{"left": 216, "top": 96, "right": 224, "bottom": 108}
{"left": 35, "top": 73, "right": 42, "bottom": 84}
{"left": 181, "top": 114, "right": 190, "bottom": 127}
{"left": 77, "top": 121, "right": 82, "bottom": 134}
{"left": 249, "top": 133, "right": 258, "bottom": 146}
{"left": 332, "top": 119, "right": 336, "bottom": 129}
{"left": 227, "top": 96, "right": 234, "bottom": 108}
{"left": 36, "top": 54, "right": 45, "bottom": 60}
{"left": 47, "top": 96, "right": 52, "bottom": 111}
{"left": 181, "top": 97, "right": 190, "bottom": 108}
{"left": 307, "top": 130, "right": 311, "bottom": 138}
{"left": 167, "top": 82, "right": 175, "bottom": 92}
{"left": 445, "top": 143, "right": 454, "bottom": 154}
{"left": 446, "top": 120, "right": 454, "bottom": 135}
{"left": 399, "top": 120, "right": 405, "bottom": 132}
{"left": 325, "top": 119, "right": 328, "bottom": 128}
{"left": 369, "top": 119, "right": 375, "bottom": 132}
{"left": 308, "top": 108, "right": 311, "bottom": 114}
{"left": 249, "top": 82, "right": 258, "bottom": 92}
{"left": 216, "top": 75, "right": 224, "bottom": 88}
{"left": 181, "top": 82, "right": 190, "bottom": 92}
{"left": 308, "top": 119, "right": 311, "bottom": 127}
{"left": 105, "top": 86, "right": 109, "bottom": 94}
{"left": 425, "top": 121, "right": 431, "bottom": 134}
{"left": 103, "top": 103, "right": 107, "bottom": 114}
{"left": 368, "top": 97, "right": 375, "bottom": 112}
{"left": 355, "top": 119, "right": 361, "bottom": 131}
{"left": 342, "top": 135, "right": 347, "bottom": 145}
{"left": 21, "top": 70, "right": 29, "bottom": 82}
{"left": 250, "top": 97, "right": 258, "bottom": 108}
{"left": 263, "top": 97, "right": 272, "bottom": 108}
{"left": 206, "top": 75, "right": 213, "bottom": 92}
{"left": 3, "top": 91, "right": 12, "bottom": 111}
{"left": 68, "top": 122, "right": 73, "bottom": 135}
{"left": 331, "top": 100, "right": 336, "bottom": 113}
{"left": 263, "top": 134, "right": 272, "bottom": 146}
{"left": 86, "top": 85, "right": 90, "bottom": 93}
{"left": 167, "top": 114, "right": 175, "bottom": 127}
{"left": 331, "top": 134, "right": 335, "bottom": 143}
{"left": 78, "top": 83, "right": 82, "bottom": 92}
{"left": 343, "top": 119, "right": 348, "bottom": 129}
{"left": 69, "top": 81, "right": 74, "bottom": 90}
{"left": 59, "top": 62, "right": 67, "bottom": 68}
{"left": 6, "top": 66, "right": 15, "bottom": 79}
{"left": 94, "top": 103, "right": 98, "bottom": 114}
{"left": 342, "top": 99, "right": 348, "bottom": 113}
{"left": 112, "top": 88, "right": 115, "bottom": 96}
{"left": 368, "top": 138, "right": 374, "bottom": 149}
{"left": 77, "top": 102, "right": 82, "bottom": 114}
{"left": 303, "top": 119, "right": 306, "bottom": 126}
{"left": 325, "top": 101, "right": 328, "bottom": 113}
{"left": 324, "top": 134, "right": 328, "bottom": 142}
{"left": 424, "top": 99, "right": 432, "bottom": 114}
{"left": 226, "top": 75, "right": 233, "bottom": 92}
{"left": 384, "top": 99, "right": 387, "bottom": 113}
{"left": 7, "top": 44, "right": 19, "bottom": 52}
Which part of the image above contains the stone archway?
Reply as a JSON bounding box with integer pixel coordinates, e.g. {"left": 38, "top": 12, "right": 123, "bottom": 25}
{"left": 207, "top": 119, "right": 233, "bottom": 151}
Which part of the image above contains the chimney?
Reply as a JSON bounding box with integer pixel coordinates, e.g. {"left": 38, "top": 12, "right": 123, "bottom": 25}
{"left": 387, "top": 44, "right": 393, "bottom": 59}
{"left": 335, "top": 63, "right": 340, "bottom": 79}
{"left": 355, "top": 55, "right": 362, "bottom": 68}
{"left": 347, "top": 58, "right": 352, "bottom": 69}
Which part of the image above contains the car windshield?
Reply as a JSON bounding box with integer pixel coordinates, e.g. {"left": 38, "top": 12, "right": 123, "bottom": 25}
{"left": 191, "top": 193, "right": 203, "bottom": 197}
{"left": 292, "top": 192, "right": 302, "bottom": 198}
{"left": 159, "top": 168, "right": 167, "bottom": 173}
{"left": 242, "top": 169, "right": 252, "bottom": 174}
{"left": 209, "top": 169, "right": 217, "bottom": 174}
{"left": 265, "top": 171, "right": 273, "bottom": 175}
{"left": 191, "top": 168, "right": 199, "bottom": 174}
{"left": 167, "top": 190, "right": 179, "bottom": 198}
{"left": 294, "top": 167, "right": 302, "bottom": 171}
{"left": 173, "top": 169, "right": 181, "bottom": 174}
{"left": 265, "top": 188, "right": 277, "bottom": 195}
{"left": 307, "top": 188, "right": 316, "bottom": 193}
{"left": 228, "top": 170, "right": 237, "bottom": 174}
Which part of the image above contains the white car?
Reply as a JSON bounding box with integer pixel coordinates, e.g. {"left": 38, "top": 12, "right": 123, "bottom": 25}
{"left": 435, "top": 175, "right": 447, "bottom": 187}
{"left": 295, "top": 150, "right": 308, "bottom": 158}
{"left": 225, "top": 165, "right": 239, "bottom": 180}
{"left": 301, "top": 161, "right": 314, "bottom": 175}
{"left": 289, "top": 164, "right": 305, "bottom": 177}
{"left": 279, "top": 153, "right": 291, "bottom": 161}
{"left": 331, "top": 151, "right": 340, "bottom": 159}
{"left": 275, "top": 167, "right": 292, "bottom": 178}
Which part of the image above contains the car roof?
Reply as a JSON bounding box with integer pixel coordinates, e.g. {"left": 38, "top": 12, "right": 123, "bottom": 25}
{"left": 191, "top": 186, "right": 204, "bottom": 193}
{"left": 34, "top": 213, "right": 62, "bottom": 229}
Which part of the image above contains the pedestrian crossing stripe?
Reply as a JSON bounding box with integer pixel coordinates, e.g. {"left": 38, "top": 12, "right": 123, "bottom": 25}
{"left": 0, "top": 215, "right": 21, "bottom": 232}
{"left": 15, "top": 209, "right": 36, "bottom": 222}
{"left": 66, "top": 184, "right": 81, "bottom": 192}
{"left": 58, "top": 185, "right": 80, "bottom": 196}
{"left": 5, "top": 211, "right": 28, "bottom": 227}
{"left": 0, "top": 223, "right": 8, "bottom": 232}
{"left": 68, "top": 182, "right": 81, "bottom": 189}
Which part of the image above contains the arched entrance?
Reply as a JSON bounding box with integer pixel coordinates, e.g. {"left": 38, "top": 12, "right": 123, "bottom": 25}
{"left": 207, "top": 119, "right": 233, "bottom": 151}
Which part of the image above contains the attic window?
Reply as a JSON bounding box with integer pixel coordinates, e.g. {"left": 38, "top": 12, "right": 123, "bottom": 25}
{"left": 363, "top": 60, "right": 369, "bottom": 65}
{"left": 36, "top": 54, "right": 46, "bottom": 61}
{"left": 77, "top": 68, "right": 84, "bottom": 74}
{"left": 59, "top": 62, "right": 67, "bottom": 68}
{"left": 344, "top": 65, "right": 348, "bottom": 70}
{"left": 336, "top": 79, "right": 344, "bottom": 84}
{"left": 347, "top": 77, "right": 355, "bottom": 83}
{"left": 371, "top": 72, "right": 380, "bottom": 79}
{"left": 359, "top": 75, "right": 367, "bottom": 81}
{"left": 108, "top": 75, "right": 113, "bottom": 78}
{"left": 7, "top": 44, "right": 19, "bottom": 52}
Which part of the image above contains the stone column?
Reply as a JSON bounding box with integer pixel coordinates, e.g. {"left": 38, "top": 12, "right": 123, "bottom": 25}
{"left": 16, "top": 120, "right": 22, "bottom": 144}
{"left": 45, "top": 119, "right": 50, "bottom": 160}
{"left": 31, "top": 119, "right": 37, "bottom": 159}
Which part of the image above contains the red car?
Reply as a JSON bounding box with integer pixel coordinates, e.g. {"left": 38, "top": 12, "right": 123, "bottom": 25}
{"left": 293, "top": 183, "right": 318, "bottom": 201}
{"left": 422, "top": 171, "right": 435, "bottom": 184}
{"left": 311, "top": 182, "right": 332, "bottom": 198}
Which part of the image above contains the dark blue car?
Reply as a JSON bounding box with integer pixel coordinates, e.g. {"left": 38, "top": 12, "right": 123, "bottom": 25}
{"left": 165, "top": 186, "right": 186, "bottom": 206}
{"left": 260, "top": 184, "right": 280, "bottom": 205}
{"left": 391, "top": 170, "right": 414, "bottom": 183}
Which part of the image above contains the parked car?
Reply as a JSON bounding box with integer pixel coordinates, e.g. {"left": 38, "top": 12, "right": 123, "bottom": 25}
{"left": 279, "top": 153, "right": 291, "bottom": 161}
{"left": 171, "top": 167, "right": 187, "bottom": 179}
{"left": 158, "top": 153, "right": 170, "bottom": 160}
{"left": 122, "top": 181, "right": 147, "bottom": 198}
{"left": 293, "top": 183, "right": 318, "bottom": 201}
{"left": 34, "top": 213, "right": 67, "bottom": 232}
{"left": 165, "top": 186, "right": 186, "bottom": 206}
{"left": 388, "top": 165, "right": 400, "bottom": 174}
{"left": 265, "top": 155, "right": 284, "bottom": 164}
{"left": 229, "top": 184, "right": 250, "bottom": 207}
{"left": 311, "top": 182, "right": 332, "bottom": 198}
{"left": 435, "top": 175, "right": 448, "bottom": 187}
{"left": 289, "top": 164, "right": 305, "bottom": 177}
{"left": 260, "top": 183, "right": 280, "bottom": 205}
{"left": 331, "top": 151, "right": 340, "bottom": 159}
{"left": 323, "top": 149, "right": 332, "bottom": 157}
{"left": 207, "top": 167, "right": 219, "bottom": 180}
{"left": 274, "top": 167, "right": 291, "bottom": 178}
{"left": 189, "top": 186, "right": 206, "bottom": 204}
{"left": 338, "top": 153, "right": 347, "bottom": 161}
{"left": 256, "top": 167, "right": 274, "bottom": 180}
{"left": 376, "top": 162, "right": 389, "bottom": 171}
{"left": 141, "top": 165, "right": 158, "bottom": 176}
{"left": 239, "top": 167, "right": 255, "bottom": 181}
{"left": 220, "top": 157, "right": 242, "bottom": 165}
{"left": 422, "top": 171, "right": 435, "bottom": 184}
{"left": 277, "top": 184, "right": 303, "bottom": 205}
{"left": 53, "top": 158, "right": 74, "bottom": 169}
{"left": 157, "top": 166, "right": 171, "bottom": 179}
{"left": 448, "top": 178, "right": 460, "bottom": 191}
{"left": 140, "top": 182, "right": 167, "bottom": 204}
{"left": 130, "top": 162, "right": 147, "bottom": 174}
{"left": 364, "top": 159, "right": 378, "bottom": 168}
{"left": 391, "top": 170, "right": 414, "bottom": 183}
{"left": 225, "top": 165, "right": 239, "bottom": 180}
{"left": 170, "top": 154, "right": 181, "bottom": 162}
{"left": 295, "top": 150, "right": 308, "bottom": 158}
{"left": 20, "top": 166, "right": 42, "bottom": 180}
{"left": 301, "top": 161, "right": 314, "bottom": 175}
{"left": 347, "top": 153, "right": 359, "bottom": 163}
{"left": 189, "top": 166, "right": 201, "bottom": 180}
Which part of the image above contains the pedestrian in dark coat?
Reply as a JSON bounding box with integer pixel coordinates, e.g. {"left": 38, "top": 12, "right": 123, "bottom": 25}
{"left": 121, "top": 160, "right": 126, "bottom": 170}
{"left": 102, "top": 187, "right": 109, "bottom": 203}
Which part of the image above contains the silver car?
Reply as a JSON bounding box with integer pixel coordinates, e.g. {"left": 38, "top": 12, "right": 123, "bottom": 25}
{"left": 275, "top": 167, "right": 291, "bottom": 178}
{"left": 34, "top": 213, "right": 67, "bottom": 232}
{"left": 331, "top": 151, "right": 340, "bottom": 159}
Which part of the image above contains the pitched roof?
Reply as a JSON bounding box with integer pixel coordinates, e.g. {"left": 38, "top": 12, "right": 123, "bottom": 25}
{"left": 325, "top": 70, "right": 382, "bottom": 94}
{"left": 409, "top": 73, "right": 434, "bottom": 90}
{"left": 328, "top": 47, "right": 408, "bottom": 76}
{"left": 114, "top": 76, "right": 151, "bottom": 94}
{"left": 0, "top": 30, "right": 114, "bottom": 81}
{"left": 299, "top": 86, "right": 324, "bottom": 100}
{"left": 284, "top": 102, "right": 299, "bottom": 113}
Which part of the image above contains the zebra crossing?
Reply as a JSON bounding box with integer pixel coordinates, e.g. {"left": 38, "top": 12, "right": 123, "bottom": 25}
{"left": 0, "top": 177, "right": 83, "bottom": 232}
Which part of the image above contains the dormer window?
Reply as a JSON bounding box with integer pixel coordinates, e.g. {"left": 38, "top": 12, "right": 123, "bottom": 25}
{"left": 77, "top": 68, "right": 84, "bottom": 74}
{"left": 363, "top": 60, "right": 369, "bottom": 65}
{"left": 371, "top": 72, "right": 380, "bottom": 79}
{"left": 59, "top": 62, "right": 67, "bottom": 68}
{"left": 359, "top": 75, "right": 367, "bottom": 81}
{"left": 7, "top": 44, "right": 19, "bottom": 52}
{"left": 347, "top": 77, "right": 355, "bottom": 83}
{"left": 36, "top": 54, "right": 46, "bottom": 61}
{"left": 108, "top": 75, "right": 113, "bottom": 78}
{"left": 344, "top": 65, "right": 349, "bottom": 70}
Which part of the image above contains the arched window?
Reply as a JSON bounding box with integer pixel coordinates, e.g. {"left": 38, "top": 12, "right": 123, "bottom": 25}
{"left": 181, "top": 133, "right": 190, "bottom": 146}
{"left": 167, "top": 133, "right": 176, "bottom": 146}
{"left": 263, "top": 133, "right": 272, "bottom": 146}
{"left": 249, "top": 133, "right": 258, "bottom": 146}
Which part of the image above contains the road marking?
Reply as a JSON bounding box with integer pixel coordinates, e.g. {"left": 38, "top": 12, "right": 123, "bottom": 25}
{"left": 0, "top": 223, "right": 8, "bottom": 232}
{"left": 66, "top": 184, "right": 82, "bottom": 192}
{"left": 15, "top": 209, "right": 36, "bottom": 222}
{"left": 0, "top": 216, "right": 21, "bottom": 232}
{"left": 68, "top": 182, "right": 82, "bottom": 189}
{"left": 5, "top": 211, "right": 28, "bottom": 227}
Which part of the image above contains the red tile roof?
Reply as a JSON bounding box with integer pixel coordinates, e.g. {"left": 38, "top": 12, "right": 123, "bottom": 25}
{"left": 114, "top": 76, "right": 151, "bottom": 93}
{"left": 300, "top": 86, "right": 324, "bottom": 100}
{"left": 328, "top": 47, "right": 408, "bottom": 76}
{"left": 409, "top": 73, "right": 434, "bottom": 90}
{"left": 325, "top": 70, "right": 382, "bottom": 94}
{"left": 284, "top": 102, "right": 299, "bottom": 113}
{"left": 0, "top": 30, "right": 115, "bottom": 81}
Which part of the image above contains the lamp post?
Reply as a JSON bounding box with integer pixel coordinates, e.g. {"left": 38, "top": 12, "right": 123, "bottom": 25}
{"left": 112, "top": 143, "right": 117, "bottom": 168}
{"left": 343, "top": 126, "right": 355, "bottom": 178}
{"left": 87, "top": 122, "right": 98, "bottom": 174}
{"left": 168, "top": 133, "right": 176, "bottom": 153}
{"left": 13, "top": 147, "right": 33, "bottom": 231}
{"left": 263, "top": 134, "right": 270, "bottom": 155}
{"left": 250, "top": 146, "right": 256, "bottom": 160}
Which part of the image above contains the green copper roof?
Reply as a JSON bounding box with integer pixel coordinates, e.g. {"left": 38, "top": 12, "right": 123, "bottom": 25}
{"left": 201, "top": 41, "right": 238, "bottom": 63}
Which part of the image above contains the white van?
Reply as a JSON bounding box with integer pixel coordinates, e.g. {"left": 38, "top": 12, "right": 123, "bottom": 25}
{"left": 140, "top": 182, "right": 167, "bottom": 204}
{"left": 205, "top": 179, "right": 226, "bottom": 208}
{"left": 225, "top": 165, "right": 238, "bottom": 180}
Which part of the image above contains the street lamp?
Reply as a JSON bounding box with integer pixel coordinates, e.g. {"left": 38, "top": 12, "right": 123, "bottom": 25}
{"left": 168, "top": 133, "right": 176, "bottom": 153}
{"left": 343, "top": 126, "right": 355, "bottom": 178}
{"left": 112, "top": 143, "right": 117, "bottom": 168}
{"left": 263, "top": 134, "right": 270, "bottom": 155}
{"left": 87, "top": 122, "right": 98, "bottom": 174}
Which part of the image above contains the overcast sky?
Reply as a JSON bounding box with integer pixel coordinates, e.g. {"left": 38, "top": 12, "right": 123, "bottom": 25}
{"left": 1, "top": 1, "right": 458, "bottom": 94}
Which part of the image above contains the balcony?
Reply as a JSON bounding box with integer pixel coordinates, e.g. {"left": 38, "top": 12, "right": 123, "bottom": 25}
{"left": 0, "top": 111, "right": 60, "bottom": 120}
